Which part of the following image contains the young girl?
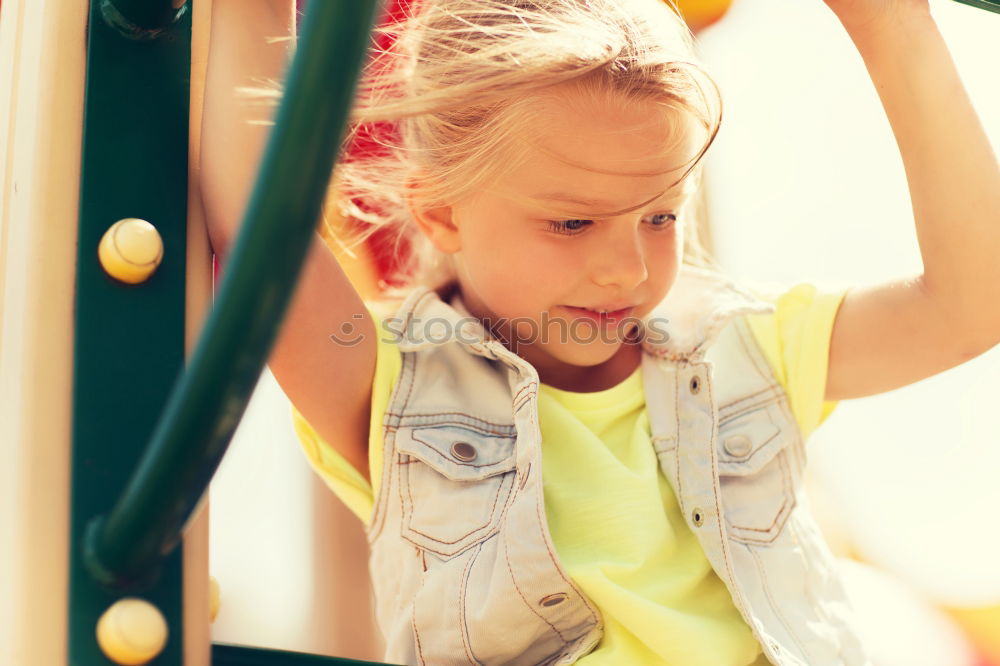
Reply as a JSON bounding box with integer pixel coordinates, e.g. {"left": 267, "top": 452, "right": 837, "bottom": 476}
{"left": 201, "top": 0, "right": 1000, "bottom": 664}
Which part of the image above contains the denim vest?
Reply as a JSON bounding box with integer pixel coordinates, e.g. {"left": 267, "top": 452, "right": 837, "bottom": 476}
{"left": 367, "top": 265, "right": 871, "bottom": 666}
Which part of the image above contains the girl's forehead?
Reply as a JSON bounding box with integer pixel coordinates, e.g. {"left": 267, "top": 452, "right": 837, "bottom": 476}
{"left": 493, "top": 92, "right": 702, "bottom": 211}
{"left": 533, "top": 91, "right": 697, "bottom": 161}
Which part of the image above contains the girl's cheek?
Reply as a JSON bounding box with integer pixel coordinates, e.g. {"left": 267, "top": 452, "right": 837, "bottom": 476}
{"left": 479, "top": 246, "right": 570, "bottom": 311}
{"left": 508, "top": 234, "right": 572, "bottom": 269}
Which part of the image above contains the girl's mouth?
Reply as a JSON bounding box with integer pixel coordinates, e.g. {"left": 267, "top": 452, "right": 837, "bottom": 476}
{"left": 562, "top": 305, "right": 636, "bottom": 325}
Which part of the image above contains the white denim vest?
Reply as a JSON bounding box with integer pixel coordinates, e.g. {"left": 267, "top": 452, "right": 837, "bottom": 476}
{"left": 367, "top": 265, "right": 871, "bottom": 666}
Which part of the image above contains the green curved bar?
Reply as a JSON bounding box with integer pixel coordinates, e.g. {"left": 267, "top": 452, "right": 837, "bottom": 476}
{"left": 83, "top": 0, "right": 382, "bottom": 589}
{"left": 213, "top": 643, "right": 399, "bottom": 666}
{"left": 952, "top": 0, "right": 1000, "bottom": 12}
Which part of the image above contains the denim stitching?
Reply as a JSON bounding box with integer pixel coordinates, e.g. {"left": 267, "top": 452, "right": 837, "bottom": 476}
{"left": 730, "top": 496, "right": 790, "bottom": 538}
{"left": 401, "top": 452, "right": 416, "bottom": 543}
{"left": 729, "top": 317, "right": 798, "bottom": 445}
{"left": 726, "top": 452, "right": 793, "bottom": 545}
{"left": 407, "top": 430, "right": 515, "bottom": 471}
{"left": 652, "top": 435, "right": 677, "bottom": 454}
{"left": 704, "top": 366, "right": 756, "bottom": 628}
{"left": 750, "top": 545, "right": 813, "bottom": 664}
{"left": 412, "top": 574, "right": 427, "bottom": 666}
{"left": 718, "top": 403, "right": 784, "bottom": 469}
{"left": 459, "top": 544, "right": 486, "bottom": 666}
{"left": 512, "top": 383, "right": 532, "bottom": 405}
{"left": 737, "top": 316, "right": 787, "bottom": 394}
{"left": 673, "top": 369, "right": 683, "bottom": 509}
{"left": 387, "top": 412, "right": 518, "bottom": 433}
{"left": 370, "top": 348, "right": 417, "bottom": 541}
{"left": 502, "top": 532, "right": 569, "bottom": 643}
{"left": 389, "top": 414, "right": 516, "bottom": 431}
{"left": 527, "top": 401, "right": 600, "bottom": 629}
{"left": 719, "top": 389, "right": 783, "bottom": 418}
{"left": 775, "top": 393, "right": 808, "bottom": 472}
{"left": 719, "top": 390, "right": 782, "bottom": 422}
{"left": 512, "top": 383, "right": 538, "bottom": 413}
{"left": 514, "top": 391, "right": 537, "bottom": 415}
{"left": 402, "top": 474, "right": 512, "bottom": 553}
{"left": 400, "top": 338, "right": 421, "bottom": 412}
{"left": 388, "top": 322, "right": 466, "bottom": 544}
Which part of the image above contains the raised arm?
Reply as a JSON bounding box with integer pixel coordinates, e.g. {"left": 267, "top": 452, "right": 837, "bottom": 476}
{"left": 821, "top": 1, "right": 1000, "bottom": 401}
{"left": 200, "top": 0, "right": 376, "bottom": 479}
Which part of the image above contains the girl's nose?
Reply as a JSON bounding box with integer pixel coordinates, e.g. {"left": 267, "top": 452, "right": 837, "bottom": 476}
{"left": 590, "top": 227, "right": 649, "bottom": 291}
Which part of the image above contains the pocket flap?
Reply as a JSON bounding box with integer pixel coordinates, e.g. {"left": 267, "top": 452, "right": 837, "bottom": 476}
{"left": 396, "top": 424, "right": 517, "bottom": 481}
{"left": 717, "top": 399, "right": 794, "bottom": 476}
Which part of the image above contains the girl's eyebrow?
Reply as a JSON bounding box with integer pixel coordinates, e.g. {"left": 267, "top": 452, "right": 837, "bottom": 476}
{"left": 528, "top": 190, "right": 678, "bottom": 217}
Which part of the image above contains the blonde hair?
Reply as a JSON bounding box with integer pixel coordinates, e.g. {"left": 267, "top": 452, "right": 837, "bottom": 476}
{"left": 333, "top": 0, "right": 724, "bottom": 288}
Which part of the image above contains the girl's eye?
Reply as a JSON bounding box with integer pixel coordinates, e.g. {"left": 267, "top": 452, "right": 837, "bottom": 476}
{"left": 547, "top": 219, "right": 592, "bottom": 235}
{"left": 645, "top": 212, "right": 678, "bottom": 228}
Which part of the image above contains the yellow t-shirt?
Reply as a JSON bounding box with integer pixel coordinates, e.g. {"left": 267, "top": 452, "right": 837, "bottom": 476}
{"left": 291, "top": 282, "right": 847, "bottom": 665}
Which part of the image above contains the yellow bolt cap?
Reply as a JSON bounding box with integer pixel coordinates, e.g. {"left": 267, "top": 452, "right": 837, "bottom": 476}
{"left": 98, "top": 218, "right": 164, "bottom": 284}
{"left": 209, "top": 576, "right": 221, "bottom": 622}
{"left": 95, "top": 598, "right": 169, "bottom": 665}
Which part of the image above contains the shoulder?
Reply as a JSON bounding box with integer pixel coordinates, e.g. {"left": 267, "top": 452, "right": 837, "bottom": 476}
{"left": 741, "top": 280, "right": 850, "bottom": 440}
{"left": 743, "top": 281, "right": 849, "bottom": 359}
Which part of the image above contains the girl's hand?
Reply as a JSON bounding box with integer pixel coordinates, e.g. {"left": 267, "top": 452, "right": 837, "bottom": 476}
{"left": 822, "top": 0, "right": 931, "bottom": 33}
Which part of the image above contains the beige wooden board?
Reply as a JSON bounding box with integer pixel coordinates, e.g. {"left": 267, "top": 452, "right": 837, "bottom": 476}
{"left": 0, "top": 0, "right": 87, "bottom": 662}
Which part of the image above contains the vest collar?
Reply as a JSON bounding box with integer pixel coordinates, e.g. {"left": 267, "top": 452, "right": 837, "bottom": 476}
{"left": 641, "top": 264, "right": 776, "bottom": 361}
{"left": 390, "top": 265, "right": 775, "bottom": 364}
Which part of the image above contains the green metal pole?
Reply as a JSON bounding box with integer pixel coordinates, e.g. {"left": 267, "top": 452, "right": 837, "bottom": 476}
{"left": 952, "top": 0, "right": 1000, "bottom": 13}
{"left": 83, "top": 0, "right": 382, "bottom": 589}
{"left": 212, "top": 643, "right": 398, "bottom": 666}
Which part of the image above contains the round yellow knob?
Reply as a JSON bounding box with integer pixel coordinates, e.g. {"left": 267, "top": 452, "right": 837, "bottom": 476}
{"left": 98, "top": 218, "right": 164, "bottom": 284}
{"left": 209, "top": 576, "right": 221, "bottom": 622}
{"left": 95, "top": 598, "right": 169, "bottom": 665}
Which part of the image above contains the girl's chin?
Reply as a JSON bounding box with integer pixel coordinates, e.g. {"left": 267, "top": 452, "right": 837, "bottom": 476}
{"left": 560, "top": 341, "right": 629, "bottom": 365}
{"left": 493, "top": 316, "right": 644, "bottom": 366}
{"left": 526, "top": 338, "right": 638, "bottom": 370}
{"left": 524, "top": 340, "right": 643, "bottom": 391}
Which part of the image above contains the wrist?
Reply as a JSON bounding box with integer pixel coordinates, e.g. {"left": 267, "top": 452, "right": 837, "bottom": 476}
{"left": 836, "top": 7, "right": 937, "bottom": 50}
{"left": 831, "top": 4, "right": 934, "bottom": 40}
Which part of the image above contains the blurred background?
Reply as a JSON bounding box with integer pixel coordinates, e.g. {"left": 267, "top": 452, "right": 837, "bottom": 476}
{"left": 701, "top": 2, "right": 1000, "bottom": 664}
{"left": 207, "top": 0, "right": 1000, "bottom": 663}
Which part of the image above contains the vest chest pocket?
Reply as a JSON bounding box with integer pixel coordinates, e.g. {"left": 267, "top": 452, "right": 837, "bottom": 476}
{"left": 395, "top": 424, "right": 518, "bottom": 559}
{"left": 717, "top": 397, "right": 800, "bottom": 544}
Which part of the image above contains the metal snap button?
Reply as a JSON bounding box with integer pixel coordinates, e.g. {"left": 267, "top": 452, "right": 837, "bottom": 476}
{"left": 691, "top": 508, "right": 705, "bottom": 527}
{"left": 689, "top": 375, "right": 700, "bottom": 394}
{"left": 539, "top": 593, "right": 567, "bottom": 607}
{"left": 450, "top": 441, "right": 477, "bottom": 462}
{"left": 723, "top": 434, "right": 752, "bottom": 458}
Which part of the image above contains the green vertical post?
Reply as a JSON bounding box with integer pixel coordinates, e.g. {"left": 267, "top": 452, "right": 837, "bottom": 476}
{"left": 82, "top": 0, "right": 381, "bottom": 592}
{"left": 69, "top": 2, "right": 191, "bottom": 665}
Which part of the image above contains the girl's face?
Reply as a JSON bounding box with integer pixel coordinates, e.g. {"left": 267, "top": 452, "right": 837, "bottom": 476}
{"left": 421, "top": 88, "right": 704, "bottom": 390}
